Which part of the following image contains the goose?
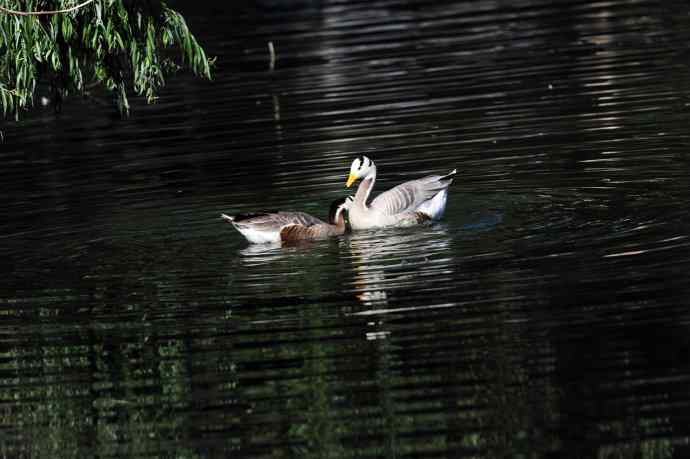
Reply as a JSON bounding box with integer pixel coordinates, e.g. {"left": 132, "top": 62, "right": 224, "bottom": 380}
{"left": 345, "top": 156, "right": 456, "bottom": 229}
{"left": 222, "top": 197, "right": 352, "bottom": 244}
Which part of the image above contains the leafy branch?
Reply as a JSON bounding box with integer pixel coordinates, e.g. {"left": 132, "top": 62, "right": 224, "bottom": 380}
{"left": 0, "top": 0, "right": 213, "bottom": 119}
{"left": 0, "top": 0, "right": 95, "bottom": 16}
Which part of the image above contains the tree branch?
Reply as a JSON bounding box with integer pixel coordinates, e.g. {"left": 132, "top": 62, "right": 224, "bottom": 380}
{"left": 0, "top": 0, "right": 94, "bottom": 16}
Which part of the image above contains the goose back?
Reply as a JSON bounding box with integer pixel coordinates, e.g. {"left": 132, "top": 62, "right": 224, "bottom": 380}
{"left": 369, "top": 171, "right": 455, "bottom": 216}
{"left": 233, "top": 211, "right": 323, "bottom": 231}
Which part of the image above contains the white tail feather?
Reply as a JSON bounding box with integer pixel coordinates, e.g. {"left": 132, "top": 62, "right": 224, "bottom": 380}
{"left": 416, "top": 189, "right": 448, "bottom": 220}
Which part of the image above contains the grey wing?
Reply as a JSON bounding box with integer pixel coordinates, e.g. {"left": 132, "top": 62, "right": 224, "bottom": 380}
{"left": 235, "top": 211, "right": 324, "bottom": 231}
{"left": 370, "top": 173, "right": 455, "bottom": 216}
{"left": 276, "top": 211, "right": 325, "bottom": 227}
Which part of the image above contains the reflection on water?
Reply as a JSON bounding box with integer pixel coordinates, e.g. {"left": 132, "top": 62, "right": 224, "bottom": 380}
{"left": 347, "top": 225, "right": 453, "bottom": 308}
{"left": 346, "top": 226, "right": 454, "bottom": 345}
{"left": 1, "top": 0, "right": 690, "bottom": 457}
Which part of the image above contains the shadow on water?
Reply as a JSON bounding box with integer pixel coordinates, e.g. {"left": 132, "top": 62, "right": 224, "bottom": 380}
{"left": 1, "top": 0, "right": 690, "bottom": 457}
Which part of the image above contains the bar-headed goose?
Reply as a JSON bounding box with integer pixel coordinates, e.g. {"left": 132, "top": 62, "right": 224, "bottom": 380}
{"left": 345, "top": 156, "right": 456, "bottom": 229}
{"left": 222, "top": 197, "right": 352, "bottom": 244}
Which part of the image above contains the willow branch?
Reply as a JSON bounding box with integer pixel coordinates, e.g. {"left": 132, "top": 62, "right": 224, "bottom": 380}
{"left": 0, "top": 0, "right": 94, "bottom": 16}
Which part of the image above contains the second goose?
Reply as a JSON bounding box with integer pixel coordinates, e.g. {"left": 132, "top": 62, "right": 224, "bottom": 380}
{"left": 222, "top": 197, "right": 352, "bottom": 244}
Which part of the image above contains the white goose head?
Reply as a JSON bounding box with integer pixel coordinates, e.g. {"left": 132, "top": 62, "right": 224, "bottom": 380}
{"left": 346, "top": 155, "right": 376, "bottom": 188}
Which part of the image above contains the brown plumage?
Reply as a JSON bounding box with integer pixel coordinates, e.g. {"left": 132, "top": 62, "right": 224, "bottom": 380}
{"left": 414, "top": 212, "right": 432, "bottom": 223}
{"left": 280, "top": 222, "right": 341, "bottom": 241}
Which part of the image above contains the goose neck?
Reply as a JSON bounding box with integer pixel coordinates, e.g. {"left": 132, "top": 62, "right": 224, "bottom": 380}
{"left": 334, "top": 210, "right": 346, "bottom": 232}
{"left": 354, "top": 166, "right": 376, "bottom": 208}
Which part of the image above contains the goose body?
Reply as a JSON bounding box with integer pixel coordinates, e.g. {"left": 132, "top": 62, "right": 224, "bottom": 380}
{"left": 345, "top": 156, "right": 455, "bottom": 230}
{"left": 222, "top": 197, "right": 351, "bottom": 244}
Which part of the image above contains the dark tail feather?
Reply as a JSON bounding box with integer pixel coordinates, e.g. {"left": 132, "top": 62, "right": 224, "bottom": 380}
{"left": 439, "top": 169, "right": 457, "bottom": 183}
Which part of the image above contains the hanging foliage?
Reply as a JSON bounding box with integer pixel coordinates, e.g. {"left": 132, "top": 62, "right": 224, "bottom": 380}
{"left": 0, "top": 0, "right": 213, "bottom": 119}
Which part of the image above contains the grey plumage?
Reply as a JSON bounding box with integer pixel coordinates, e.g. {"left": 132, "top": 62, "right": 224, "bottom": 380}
{"left": 370, "top": 170, "right": 456, "bottom": 216}
{"left": 345, "top": 156, "right": 455, "bottom": 229}
{"left": 231, "top": 211, "right": 322, "bottom": 231}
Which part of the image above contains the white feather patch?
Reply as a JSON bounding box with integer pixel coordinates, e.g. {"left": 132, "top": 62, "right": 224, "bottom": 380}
{"left": 233, "top": 223, "right": 283, "bottom": 243}
{"left": 416, "top": 189, "right": 448, "bottom": 220}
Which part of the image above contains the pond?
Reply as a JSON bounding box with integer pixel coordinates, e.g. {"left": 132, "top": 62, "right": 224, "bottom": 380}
{"left": 1, "top": 0, "right": 690, "bottom": 457}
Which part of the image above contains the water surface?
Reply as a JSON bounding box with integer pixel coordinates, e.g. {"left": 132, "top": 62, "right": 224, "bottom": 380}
{"left": 2, "top": 0, "right": 690, "bottom": 457}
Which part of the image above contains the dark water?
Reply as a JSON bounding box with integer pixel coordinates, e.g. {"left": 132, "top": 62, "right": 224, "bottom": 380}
{"left": 2, "top": 0, "right": 690, "bottom": 457}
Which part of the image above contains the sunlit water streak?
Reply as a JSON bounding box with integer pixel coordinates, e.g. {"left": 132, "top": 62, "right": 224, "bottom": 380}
{"left": 1, "top": 0, "right": 690, "bottom": 457}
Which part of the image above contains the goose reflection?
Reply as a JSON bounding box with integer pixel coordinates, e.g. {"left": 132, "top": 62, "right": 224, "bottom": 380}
{"left": 344, "top": 224, "right": 453, "bottom": 311}
{"left": 234, "top": 237, "right": 346, "bottom": 301}
{"left": 238, "top": 241, "right": 289, "bottom": 263}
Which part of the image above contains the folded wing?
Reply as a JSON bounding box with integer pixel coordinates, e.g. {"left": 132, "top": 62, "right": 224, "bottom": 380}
{"left": 232, "top": 211, "right": 324, "bottom": 231}
{"left": 369, "top": 170, "right": 456, "bottom": 216}
{"left": 279, "top": 223, "right": 339, "bottom": 241}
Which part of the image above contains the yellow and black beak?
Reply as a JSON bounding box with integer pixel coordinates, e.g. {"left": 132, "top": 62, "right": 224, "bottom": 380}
{"left": 346, "top": 173, "right": 358, "bottom": 188}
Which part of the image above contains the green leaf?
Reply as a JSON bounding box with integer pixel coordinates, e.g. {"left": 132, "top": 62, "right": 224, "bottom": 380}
{"left": 61, "top": 16, "right": 73, "bottom": 41}
{"left": 95, "top": 1, "right": 102, "bottom": 25}
{"left": 113, "top": 31, "right": 124, "bottom": 51}
{"left": 33, "top": 40, "right": 42, "bottom": 63}
{"left": 51, "top": 49, "right": 61, "bottom": 71}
